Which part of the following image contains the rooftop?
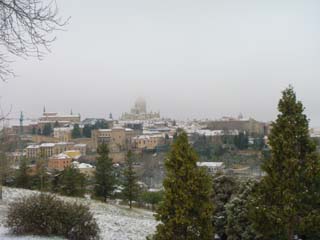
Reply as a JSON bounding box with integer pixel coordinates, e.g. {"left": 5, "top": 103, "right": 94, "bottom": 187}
{"left": 196, "top": 162, "right": 224, "bottom": 168}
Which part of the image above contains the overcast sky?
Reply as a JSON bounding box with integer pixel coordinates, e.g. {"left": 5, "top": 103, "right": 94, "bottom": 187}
{"left": 1, "top": 0, "right": 320, "bottom": 126}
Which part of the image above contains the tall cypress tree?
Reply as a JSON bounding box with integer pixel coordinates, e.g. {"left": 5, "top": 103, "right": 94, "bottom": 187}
{"left": 94, "top": 144, "right": 116, "bottom": 201}
{"left": 250, "top": 86, "right": 320, "bottom": 240}
{"left": 153, "top": 131, "right": 214, "bottom": 240}
{"left": 122, "top": 150, "right": 139, "bottom": 209}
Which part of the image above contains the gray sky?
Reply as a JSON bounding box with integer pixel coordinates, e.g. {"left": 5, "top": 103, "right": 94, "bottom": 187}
{"left": 1, "top": 0, "right": 320, "bottom": 126}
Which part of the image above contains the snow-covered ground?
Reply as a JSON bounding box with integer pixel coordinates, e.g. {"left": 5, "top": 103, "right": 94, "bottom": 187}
{"left": 0, "top": 188, "right": 157, "bottom": 240}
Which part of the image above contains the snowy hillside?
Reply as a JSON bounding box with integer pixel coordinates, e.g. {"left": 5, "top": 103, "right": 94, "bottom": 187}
{"left": 0, "top": 188, "right": 157, "bottom": 240}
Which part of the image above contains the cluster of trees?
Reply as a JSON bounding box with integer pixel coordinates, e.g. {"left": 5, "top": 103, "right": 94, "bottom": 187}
{"left": 193, "top": 131, "right": 265, "bottom": 161}
{"left": 30, "top": 119, "right": 110, "bottom": 138}
{"left": 73, "top": 120, "right": 110, "bottom": 139}
{"left": 94, "top": 144, "right": 160, "bottom": 209}
{"left": 83, "top": 120, "right": 110, "bottom": 138}
{"left": 150, "top": 87, "right": 320, "bottom": 240}
{"left": 193, "top": 135, "right": 227, "bottom": 160}
{"left": 5, "top": 142, "right": 152, "bottom": 209}
{"left": 11, "top": 158, "right": 87, "bottom": 197}
{"left": 31, "top": 123, "right": 54, "bottom": 136}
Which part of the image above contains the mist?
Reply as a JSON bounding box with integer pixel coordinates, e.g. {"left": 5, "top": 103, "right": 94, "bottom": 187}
{"left": 1, "top": 0, "right": 320, "bottom": 126}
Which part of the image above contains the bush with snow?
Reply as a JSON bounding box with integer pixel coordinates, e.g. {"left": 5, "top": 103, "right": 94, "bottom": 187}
{"left": 5, "top": 193, "right": 99, "bottom": 240}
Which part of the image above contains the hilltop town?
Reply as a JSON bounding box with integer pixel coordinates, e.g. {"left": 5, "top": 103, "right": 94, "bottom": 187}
{"left": 1, "top": 98, "right": 275, "bottom": 190}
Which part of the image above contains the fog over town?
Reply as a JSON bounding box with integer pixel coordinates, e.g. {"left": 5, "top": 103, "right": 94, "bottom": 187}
{"left": 1, "top": 0, "right": 320, "bottom": 125}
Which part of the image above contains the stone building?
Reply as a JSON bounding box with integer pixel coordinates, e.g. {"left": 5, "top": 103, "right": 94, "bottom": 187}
{"left": 53, "top": 127, "right": 72, "bottom": 142}
{"left": 39, "top": 112, "right": 80, "bottom": 124}
{"left": 91, "top": 127, "right": 135, "bottom": 163}
{"left": 91, "top": 127, "right": 134, "bottom": 150}
{"left": 205, "top": 117, "right": 268, "bottom": 136}
{"left": 48, "top": 153, "right": 73, "bottom": 171}
{"left": 132, "top": 134, "right": 165, "bottom": 151}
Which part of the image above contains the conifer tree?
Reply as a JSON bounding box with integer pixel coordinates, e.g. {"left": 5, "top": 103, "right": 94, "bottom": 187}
{"left": 31, "top": 159, "right": 50, "bottom": 191}
{"left": 212, "top": 174, "right": 238, "bottom": 240}
{"left": 58, "top": 166, "right": 86, "bottom": 197}
{"left": 250, "top": 86, "right": 320, "bottom": 240}
{"left": 153, "top": 131, "right": 214, "bottom": 240}
{"left": 72, "top": 124, "right": 82, "bottom": 138}
{"left": 226, "top": 179, "right": 260, "bottom": 240}
{"left": 54, "top": 121, "right": 60, "bottom": 128}
{"left": 122, "top": 151, "right": 139, "bottom": 209}
{"left": 42, "top": 123, "right": 53, "bottom": 136}
{"left": 83, "top": 124, "right": 92, "bottom": 138}
{"left": 15, "top": 158, "right": 30, "bottom": 189}
{"left": 94, "top": 144, "right": 116, "bottom": 201}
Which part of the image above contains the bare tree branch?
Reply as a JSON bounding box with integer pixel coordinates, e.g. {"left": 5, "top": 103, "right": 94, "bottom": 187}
{"left": 0, "top": 97, "right": 12, "bottom": 121}
{"left": 0, "top": 0, "right": 69, "bottom": 81}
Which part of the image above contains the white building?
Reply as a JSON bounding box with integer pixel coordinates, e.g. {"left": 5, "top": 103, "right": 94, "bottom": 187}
{"left": 196, "top": 162, "right": 225, "bottom": 174}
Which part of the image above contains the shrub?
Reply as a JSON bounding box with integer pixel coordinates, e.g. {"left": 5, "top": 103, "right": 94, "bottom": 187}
{"left": 6, "top": 194, "right": 99, "bottom": 240}
{"left": 140, "top": 191, "right": 163, "bottom": 210}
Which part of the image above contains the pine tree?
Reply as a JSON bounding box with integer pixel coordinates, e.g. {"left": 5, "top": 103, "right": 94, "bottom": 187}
{"left": 15, "top": 158, "right": 30, "bottom": 189}
{"left": 54, "top": 121, "right": 60, "bottom": 128}
{"left": 72, "top": 124, "right": 82, "bottom": 138}
{"left": 250, "top": 86, "right": 320, "bottom": 240}
{"left": 42, "top": 123, "right": 53, "bottom": 136}
{"left": 153, "top": 131, "right": 214, "bottom": 240}
{"left": 58, "top": 167, "right": 86, "bottom": 197}
{"left": 94, "top": 144, "right": 116, "bottom": 201}
{"left": 122, "top": 151, "right": 139, "bottom": 208}
{"left": 83, "top": 124, "right": 92, "bottom": 138}
{"left": 141, "top": 191, "right": 163, "bottom": 211}
{"left": 226, "top": 179, "right": 260, "bottom": 240}
{"left": 212, "top": 173, "right": 238, "bottom": 240}
{"left": 31, "top": 159, "right": 50, "bottom": 191}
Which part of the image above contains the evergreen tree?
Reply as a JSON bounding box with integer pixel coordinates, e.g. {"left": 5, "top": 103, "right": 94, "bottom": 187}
{"left": 54, "top": 121, "right": 60, "bottom": 128}
{"left": 31, "top": 126, "right": 36, "bottom": 135}
{"left": 72, "top": 124, "right": 82, "bottom": 138}
{"left": 234, "top": 131, "right": 249, "bottom": 150}
{"left": 42, "top": 123, "right": 53, "bottom": 136}
{"left": 31, "top": 159, "right": 50, "bottom": 191}
{"left": 94, "top": 144, "right": 116, "bottom": 201}
{"left": 226, "top": 179, "right": 261, "bottom": 240}
{"left": 140, "top": 191, "right": 163, "bottom": 211}
{"left": 212, "top": 173, "right": 238, "bottom": 240}
{"left": 153, "top": 131, "right": 214, "bottom": 240}
{"left": 37, "top": 128, "right": 42, "bottom": 135}
{"left": 94, "top": 120, "right": 108, "bottom": 129}
{"left": 15, "top": 158, "right": 30, "bottom": 189}
{"left": 250, "top": 86, "right": 320, "bottom": 240}
{"left": 83, "top": 124, "right": 92, "bottom": 138}
{"left": 122, "top": 151, "right": 139, "bottom": 208}
{"left": 58, "top": 167, "right": 86, "bottom": 197}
